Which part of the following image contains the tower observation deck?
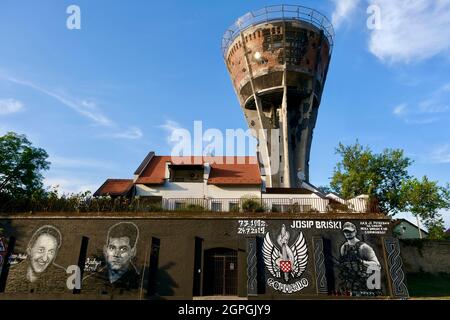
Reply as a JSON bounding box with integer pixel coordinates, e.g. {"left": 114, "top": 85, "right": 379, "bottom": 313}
{"left": 222, "top": 5, "right": 334, "bottom": 188}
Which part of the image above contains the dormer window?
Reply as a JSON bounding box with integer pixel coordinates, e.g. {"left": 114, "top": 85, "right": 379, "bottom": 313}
{"left": 169, "top": 164, "right": 204, "bottom": 183}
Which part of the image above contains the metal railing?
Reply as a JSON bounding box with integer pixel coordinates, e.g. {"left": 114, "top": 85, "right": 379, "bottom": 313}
{"left": 0, "top": 195, "right": 378, "bottom": 214}
{"left": 222, "top": 4, "right": 335, "bottom": 57}
{"left": 162, "top": 197, "right": 376, "bottom": 213}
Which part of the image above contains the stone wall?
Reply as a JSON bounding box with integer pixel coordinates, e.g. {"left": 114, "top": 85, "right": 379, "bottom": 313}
{"left": 400, "top": 240, "right": 450, "bottom": 274}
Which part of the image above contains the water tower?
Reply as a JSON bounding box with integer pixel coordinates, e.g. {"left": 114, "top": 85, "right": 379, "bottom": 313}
{"left": 222, "top": 5, "right": 334, "bottom": 188}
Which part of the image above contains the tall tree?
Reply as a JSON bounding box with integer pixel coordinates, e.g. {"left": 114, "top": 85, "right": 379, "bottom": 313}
{"left": 330, "top": 141, "right": 412, "bottom": 214}
{"left": 400, "top": 177, "right": 450, "bottom": 239}
{"left": 0, "top": 132, "right": 50, "bottom": 197}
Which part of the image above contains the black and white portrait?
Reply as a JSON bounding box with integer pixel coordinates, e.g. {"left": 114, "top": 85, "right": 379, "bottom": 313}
{"left": 5, "top": 225, "right": 67, "bottom": 293}
{"left": 338, "top": 222, "right": 381, "bottom": 293}
{"left": 83, "top": 222, "right": 141, "bottom": 294}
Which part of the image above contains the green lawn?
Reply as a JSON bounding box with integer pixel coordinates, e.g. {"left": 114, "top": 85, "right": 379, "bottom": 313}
{"left": 406, "top": 273, "right": 450, "bottom": 297}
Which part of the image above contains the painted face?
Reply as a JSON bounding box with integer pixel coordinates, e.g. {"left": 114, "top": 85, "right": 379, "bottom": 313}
{"left": 105, "top": 237, "right": 133, "bottom": 271}
{"left": 29, "top": 234, "right": 58, "bottom": 274}
{"left": 343, "top": 229, "right": 356, "bottom": 240}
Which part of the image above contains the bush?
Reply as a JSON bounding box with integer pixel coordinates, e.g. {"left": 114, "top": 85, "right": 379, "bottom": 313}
{"left": 242, "top": 197, "right": 265, "bottom": 213}
{"left": 185, "top": 204, "right": 205, "bottom": 212}
{"left": 289, "top": 203, "right": 301, "bottom": 214}
{"left": 327, "top": 202, "right": 350, "bottom": 213}
{"left": 229, "top": 205, "right": 240, "bottom": 213}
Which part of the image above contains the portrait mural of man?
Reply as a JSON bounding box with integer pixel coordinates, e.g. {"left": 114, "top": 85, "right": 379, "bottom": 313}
{"left": 82, "top": 222, "right": 141, "bottom": 295}
{"left": 5, "top": 225, "right": 67, "bottom": 293}
{"left": 337, "top": 222, "right": 381, "bottom": 294}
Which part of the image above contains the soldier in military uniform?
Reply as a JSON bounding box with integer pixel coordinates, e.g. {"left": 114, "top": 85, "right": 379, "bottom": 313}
{"left": 5, "top": 225, "right": 68, "bottom": 293}
{"left": 338, "top": 222, "right": 380, "bottom": 293}
{"left": 82, "top": 222, "right": 141, "bottom": 297}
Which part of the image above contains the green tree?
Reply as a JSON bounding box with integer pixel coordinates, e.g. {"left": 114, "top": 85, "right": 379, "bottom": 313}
{"left": 400, "top": 177, "right": 450, "bottom": 240}
{"left": 317, "top": 185, "right": 333, "bottom": 195}
{"left": 330, "top": 141, "right": 412, "bottom": 214}
{"left": 0, "top": 132, "right": 50, "bottom": 197}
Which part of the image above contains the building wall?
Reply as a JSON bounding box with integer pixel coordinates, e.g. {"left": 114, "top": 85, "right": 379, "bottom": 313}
{"left": 0, "top": 216, "right": 408, "bottom": 299}
{"left": 136, "top": 182, "right": 206, "bottom": 198}
{"left": 135, "top": 182, "right": 260, "bottom": 200}
{"left": 206, "top": 185, "right": 260, "bottom": 199}
{"left": 394, "top": 221, "right": 428, "bottom": 240}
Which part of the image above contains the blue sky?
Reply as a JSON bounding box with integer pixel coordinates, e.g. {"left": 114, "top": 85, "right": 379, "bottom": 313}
{"left": 0, "top": 0, "right": 449, "bottom": 227}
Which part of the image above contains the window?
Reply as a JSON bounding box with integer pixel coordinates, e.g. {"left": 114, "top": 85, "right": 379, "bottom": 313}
{"left": 229, "top": 202, "right": 239, "bottom": 212}
{"left": 175, "top": 202, "right": 184, "bottom": 210}
{"left": 272, "top": 204, "right": 282, "bottom": 212}
{"left": 211, "top": 202, "right": 222, "bottom": 212}
{"left": 170, "top": 165, "right": 204, "bottom": 183}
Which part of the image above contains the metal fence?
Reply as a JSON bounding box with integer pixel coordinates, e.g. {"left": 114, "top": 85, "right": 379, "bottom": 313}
{"left": 222, "top": 4, "right": 335, "bottom": 57}
{"left": 162, "top": 197, "right": 376, "bottom": 213}
{"left": 0, "top": 195, "right": 378, "bottom": 214}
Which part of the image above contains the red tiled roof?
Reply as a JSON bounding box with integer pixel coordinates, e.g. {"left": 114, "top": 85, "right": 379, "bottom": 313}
{"left": 135, "top": 156, "right": 171, "bottom": 184}
{"left": 135, "top": 155, "right": 261, "bottom": 185}
{"left": 93, "top": 179, "right": 134, "bottom": 197}
{"left": 208, "top": 157, "right": 261, "bottom": 185}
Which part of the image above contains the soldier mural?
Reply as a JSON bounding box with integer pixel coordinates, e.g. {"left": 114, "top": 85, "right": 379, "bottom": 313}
{"left": 82, "top": 222, "right": 141, "bottom": 294}
{"left": 337, "top": 222, "right": 381, "bottom": 295}
{"left": 5, "top": 225, "right": 67, "bottom": 293}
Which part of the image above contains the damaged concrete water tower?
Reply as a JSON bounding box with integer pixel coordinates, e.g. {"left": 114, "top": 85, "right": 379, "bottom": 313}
{"left": 222, "top": 5, "right": 334, "bottom": 188}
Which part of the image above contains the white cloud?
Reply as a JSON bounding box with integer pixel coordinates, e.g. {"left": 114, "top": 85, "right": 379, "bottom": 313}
{"left": 44, "top": 177, "right": 99, "bottom": 194}
{"left": 49, "top": 155, "right": 118, "bottom": 171}
{"left": 394, "top": 82, "right": 450, "bottom": 124}
{"left": 112, "top": 126, "right": 143, "bottom": 140}
{"left": 418, "top": 99, "right": 449, "bottom": 114}
{"left": 404, "top": 117, "right": 439, "bottom": 125}
{"left": 437, "top": 82, "right": 450, "bottom": 94}
{"left": 393, "top": 103, "right": 407, "bottom": 115}
{"left": 1, "top": 73, "right": 144, "bottom": 141}
{"left": 159, "top": 119, "right": 183, "bottom": 132}
{"left": 0, "top": 98, "right": 24, "bottom": 115}
{"left": 2, "top": 75, "right": 113, "bottom": 126}
{"left": 331, "top": 0, "right": 361, "bottom": 29}
{"left": 368, "top": 0, "right": 450, "bottom": 63}
{"left": 159, "top": 119, "right": 185, "bottom": 143}
{"left": 428, "top": 145, "right": 450, "bottom": 164}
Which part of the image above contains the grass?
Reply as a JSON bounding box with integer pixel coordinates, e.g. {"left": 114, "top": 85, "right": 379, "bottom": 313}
{"left": 406, "top": 272, "right": 450, "bottom": 297}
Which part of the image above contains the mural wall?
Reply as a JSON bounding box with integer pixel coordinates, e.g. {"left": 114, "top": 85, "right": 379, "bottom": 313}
{"left": 0, "top": 217, "right": 408, "bottom": 299}
{"left": 257, "top": 220, "right": 389, "bottom": 296}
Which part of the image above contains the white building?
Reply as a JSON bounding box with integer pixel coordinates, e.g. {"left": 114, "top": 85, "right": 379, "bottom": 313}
{"left": 94, "top": 152, "right": 373, "bottom": 213}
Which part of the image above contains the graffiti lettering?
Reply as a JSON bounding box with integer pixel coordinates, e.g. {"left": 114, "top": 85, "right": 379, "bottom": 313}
{"left": 84, "top": 257, "right": 102, "bottom": 272}
{"left": 9, "top": 253, "right": 27, "bottom": 265}
{"left": 289, "top": 220, "right": 342, "bottom": 229}
{"left": 267, "top": 278, "right": 308, "bottom": 293}
{"left": 237, "top": 220, "right": 266, "bottom": 234}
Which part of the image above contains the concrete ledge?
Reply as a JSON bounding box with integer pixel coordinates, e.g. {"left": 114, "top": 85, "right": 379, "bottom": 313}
{"left": 0, "top": 211, "right": 388, "bottom": 220}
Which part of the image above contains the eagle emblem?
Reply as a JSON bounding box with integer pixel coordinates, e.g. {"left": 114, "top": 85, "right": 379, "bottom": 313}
{"left": 263, "top": 224, "right": 308, "bottom": 282}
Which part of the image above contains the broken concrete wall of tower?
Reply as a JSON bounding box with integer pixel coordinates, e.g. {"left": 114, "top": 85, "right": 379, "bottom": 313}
{"left": 224, "top": 17, "right": 332, "bottom": 188}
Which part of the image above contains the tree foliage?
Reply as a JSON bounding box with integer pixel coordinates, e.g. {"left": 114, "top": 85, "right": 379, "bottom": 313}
{"left": 400, "top": 177, "right": 450, "bottom": 239}
{"left": 330, "top": 141, "right": 412, "bottom": 214}
{"left": 0, "top": 132, "right": 50, "bottom": 197}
